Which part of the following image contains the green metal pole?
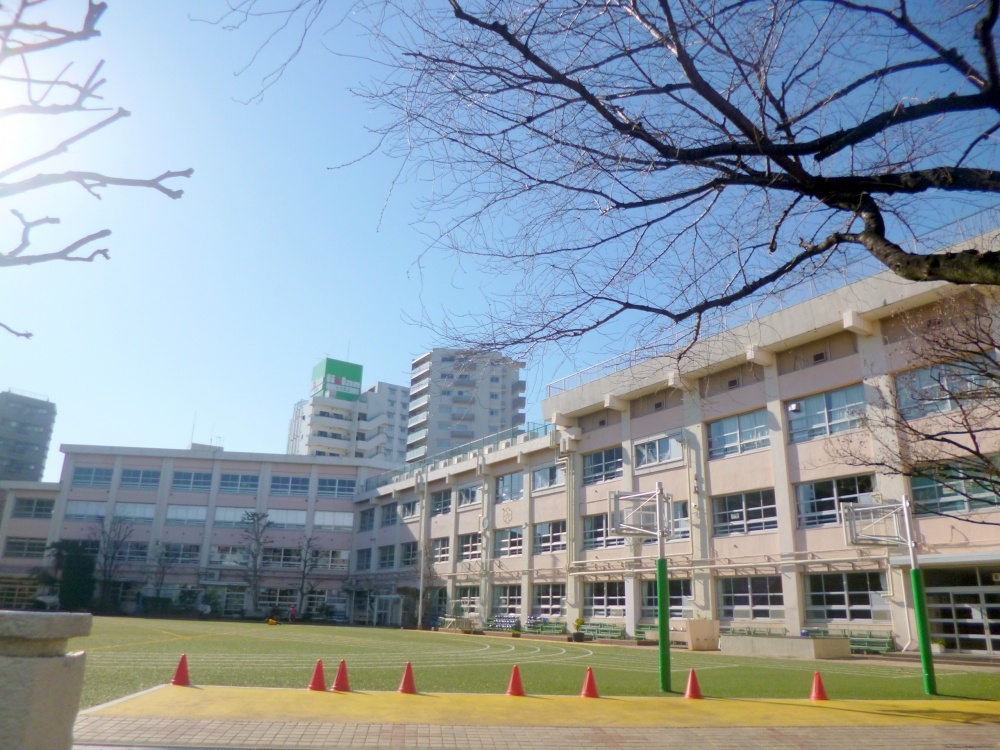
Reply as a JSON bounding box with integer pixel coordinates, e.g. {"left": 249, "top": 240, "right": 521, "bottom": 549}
{"left": 910, "top": 568, "right": 937, "bottom": 695}
{"left": 656, "top": 557, "right": 671, "bottom": 692}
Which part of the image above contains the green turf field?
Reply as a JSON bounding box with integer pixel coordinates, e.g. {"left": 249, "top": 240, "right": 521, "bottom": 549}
{"left": 73, "top": 617, "right": 1000, "bottom": 709}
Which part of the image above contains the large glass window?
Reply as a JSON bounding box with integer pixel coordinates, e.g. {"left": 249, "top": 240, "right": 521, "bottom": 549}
{"left": 493, "top": 584, "right": 522, "bottom": 615}
{"left": 161, "top": 543, "right": 200, "bottom": 564}
{"left": 635, "top": 434, "right": 682, "bottom": 467}
{"left": 313, "top": 511, "right": 353, "bottom": 531}
{"left": 911, "top": 469, "right": 996, "bottom": 515}
{"left": 378, "top": 545, "right": 396, "bottom": 569}
{"left": 267, "top": 509, "right": 306, "bottom": 529}
{"left": 787, "top": 384, "right": 865, "bottom": 443}
{"left": 493, "top": 528, "right": 523, "bottom": 557}
{"left": 400, "top": 541, "right": 418, "bottom": 567}
{"left": 531, "top": 465, "right": 565, "bottom": 491}
{"left": 457, "top": 485, "right": 482, "bottom": 507}
{"left": 64, "top": 500, "right": 105, "bottom": 521}
{"left": 718, "top": 575, "right": 784, "bottom": 620}
{"left": 355, "top": 548, "right": 372, "bottom": 570}
{"left": 456, "top": 585, "right": 480, "bottom": 615}
{"left": 672, "top": 501, "right": 691, "bottom": 540}
{"left": 796, "top": 474, "right": 874, "bottom": 528}
{"left": 431, "top": 537, "right": 450, "bottom": 562}
{"left": 533, "top": 520, "right": 567, "bottom": 553}
{"left": 171, "top": 472, "right": 212, "bottom": 492}
{"left": 317, "top": 478, "right": 356, "bottom": 498}
{"left": 120, "top": 469, "right": 161, "bottom": 490}
{"left": 896, "top": 357, "right": 994, "bottom": 419}
{"left": 72, "top": 467, "right": 113, "bottom": 488}
{"left": 270, "top": 476, "right": 310, "bottom": 496}
{"left": 380, "top": 503, "right": 398, "bottom": 527}
{"left": 219, "top": 474, "right": 259, "bottom": 494}
{"left": 166, "top": 505, "right": 207, "bottom": 526}
{"left": 458, "top": 533, "right": 482, "bottom": 561}
{"left": 114, "top": 502, "right": 155, "bottom": 523}
{"left": 533, "top": 583, "right": 565, "bottom": 616}
{"left": 120, "top": 541, "right": 149, "bottom": 562}
{"left": 712, "top": 489, "right": 777, "bottom": 535}
{"left": 12, "top": 498, "right": 54, "bottom": 519}
{"left": 584, "top": 581, "right": 626, "bottom": 617}
{"left": 582, "top": 447, "right": 623, "bottom": 485}
{"left": 3, "top": 537, "right": 47, "bottom": 558}
{"left": 262, "top": 547, "right": 303, "bottom": 568}
{"left": 582, "top": 514, "right": 625, "bottom": 549}
{"left": 641, "top": 578, "right": 694, "bottom": 618}
{"left": 805, "top": 572, "right": 889, "bottom": 622}
{"left": 209, "top": 545, "right": 249, "bottom": 565}
{"left": 358, "top": 508, "right": 375, "bottom": 531}
{"left": 430, "top": 490, "right": 452, "bottom": 516}
{"left": 495, "top": 472, "right": 524, "bottom": 503}
{"left": 213, "top": 506, "right": 251, "bottom": 527}
{"left": 707, "top": 410, "right": 769, "bottom": 459}
{"left": 401, "top": 500, "right": 419, "bottom": 519}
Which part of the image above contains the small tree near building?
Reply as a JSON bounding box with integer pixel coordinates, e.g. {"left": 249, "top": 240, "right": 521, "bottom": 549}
{"left": 91, "top": 516, "right": 135, "bottom": 612}
{"left": 239, "top": 511, "right": 273, "bottom": 616}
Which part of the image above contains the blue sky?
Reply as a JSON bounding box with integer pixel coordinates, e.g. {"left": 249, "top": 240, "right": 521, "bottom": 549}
{"left": 1, "top": 3, "right": 577, "bottom": 480}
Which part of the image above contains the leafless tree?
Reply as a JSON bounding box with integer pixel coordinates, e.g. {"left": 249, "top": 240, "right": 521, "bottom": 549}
{"left": 837, "top": 291, "right": 1000, "bottom": 525}
{"left": 90, "top": 516, "right": 134, "bottom": 611}
{"left": 293, "top": 535, "right": 321, "bottom": 611}
{"left": 150, "top": 543, "right": 174, "bottom": 603}
{"left": 239, "top": 510, "right": 273, "bottom": 614}
{"left": 1, "top": 1, "right": 192, "bottom": 338}
{"left": 217, "top": 0, "right": 1000, "bottom": 357}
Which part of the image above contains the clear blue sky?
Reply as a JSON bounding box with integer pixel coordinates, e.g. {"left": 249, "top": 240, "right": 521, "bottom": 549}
{"left": 1, "top": 2, "right": 581, "bottom": 480}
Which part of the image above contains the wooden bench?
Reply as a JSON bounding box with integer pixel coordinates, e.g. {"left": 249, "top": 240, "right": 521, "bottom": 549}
{"left": 811, "top": 628, "right": 895, "bottom": 654}
{"left": 580, "top": 622, "right": 627, "bottom": 640}
{"left": 524, "top": 618, "right": 566, "bottom": 635}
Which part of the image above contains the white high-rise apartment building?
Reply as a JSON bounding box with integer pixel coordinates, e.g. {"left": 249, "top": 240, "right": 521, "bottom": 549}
{"left": 287, "top": 359, "right": 409, "bottom": 465}
{"left": 406, "top": 349, "right": 526, "bottom": 462}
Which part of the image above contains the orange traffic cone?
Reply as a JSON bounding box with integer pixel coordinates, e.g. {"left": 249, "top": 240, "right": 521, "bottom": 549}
{"left": 684, "top": 668, "right": 703, "bottom": 699}
{"left": 507, "top": 664, "right": 525, "bottom": 696}
{"left": 810, "top": 671, "right": 829, "bottom": 701}
{"left": 307, "top": 659, "right": 326, "bottom": 691}
{"left": 171, "top": 654, "right": 190, "bottom": 686}
{"left": 580, "top": 666, "right": 599, "bottom": 698}
{"left": 398, "top": 661, "right": 417, "bottom": 694}
{"left": 332, "top": 659, "right": 351, "bottom": 692}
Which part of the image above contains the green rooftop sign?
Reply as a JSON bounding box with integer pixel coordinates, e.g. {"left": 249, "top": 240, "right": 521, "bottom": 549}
{"left": 310, "top": 359, "right": 363, "bottom": 401}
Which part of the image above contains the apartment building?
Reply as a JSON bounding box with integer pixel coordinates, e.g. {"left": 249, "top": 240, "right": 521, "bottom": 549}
{"left": 0, "top": 444, "right": 394, "bottom": 616}
{"left": 0, "top": 390, "right": 56, "bottom": 481}
{"left": 352, "top": 273, "right": 1000, "bottom": 655}
{"left": 287, "top": 359, "right": 410, "bottom": 464}
{"left": 406, "top": 348, "right": 526, "bottom": 463}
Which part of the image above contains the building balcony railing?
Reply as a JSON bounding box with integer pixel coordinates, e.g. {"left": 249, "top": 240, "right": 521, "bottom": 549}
{"left": 406, "top": 428, "right": 428, "bottom": 445}
{"left": 405, "top": 446, "right": 428, "bottom": 462}
{"left": 407, "top": 412, "right": 428, "bottom": 429}
{"left": 411, "top": 361, "right": 432, "bottom": 379}
{"left": 410, "top": 379, "right": 430, "bottom": 397}
{"left": 409, "top": 394, "right": 429, "bottom": 411}
{"left": 451, "top": 393, "right": 474, "bottom": 404}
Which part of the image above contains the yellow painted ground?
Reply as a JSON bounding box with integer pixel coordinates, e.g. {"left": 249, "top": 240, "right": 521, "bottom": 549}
{"left": 84, "top": 685, "right": 1000, "bottom": 728}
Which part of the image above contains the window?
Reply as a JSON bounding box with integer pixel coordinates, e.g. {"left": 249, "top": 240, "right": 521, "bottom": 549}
{"left": 796, "top": 474, "right": 874, "bottom": 528}
{"left": 495, "top": 472, "right": 524, "bottom": 503}
{"left": 642, "top": 579, "right": 694, "bottom": 618}
{"left": 262, "top": 547, "right": 303, "bottom": 568}
{"left": 380, "top": 503, "right": 398, "bottom": 527}
{"left": 120, "top": 469, "right": 161, "bottom": 490}
{"left": 258, "top": 587, "right": 297, "bottom": 612}
{"left": 209, "top": 545, "right": 249, "bottom": 565}
{"left": 267, "top": 509, "right": 306, "bottom": 529}
{"left": 161, "top": 543, "right": 200, "bottom": 564}
{"left": 635, "top": 434, "right": 682, "bottom": 467}
{"left": 114, "top": 503, "right": 155, "bottom": 523}
{"left": 72, "top": 467, "right": 113, "bottom": 488}
{"left": 3, "top": 537, "right": 47, "bottom": 558}
{"left": 805, "top": 572, "right": 889, "bottom": 622}
{"left": 582, "top": 514, "right": 625, "bottom": 549}
{"left": 12, "top": 497, "right": 54, "bottom": 519}
{"left": 355, "top": 548, "right": 372, "bottom": 571}
{"left": 431, "top": 537, "right": 450, "bottom": 562}
{"left": 533, "top": 583, "right": 565, "bottom": 616}
{"left": 582, "top": 447, "right": 624, "bottom": 485}
{"left": 533, "top": 520, "right": 567, "bottom": 553}
{"left": 165, "top": 505, "right": 206, "bottom": 526}
{"left": 531, "top": 465, "right": 565, "bottom": 491}
{"left": 400, "top": 541, "right": 418, "bottom": 567}
{"left": 787, "top": 384, "right": 865, "bottom": 443}
{"left": 213, "top": 506, "right": 251, "bottom": 527}
{"left": 493, "top": 584, "right": 522, "bottom": 615}
{"left": 120, "top": 541, "right": 148, "bottom": 562}
{"left": 911, "top": 470, "right": 996, "bottom": 515}
{"left": 358, "top": 508, "right": 375, "bottom": 531}
{"left": 65, "top": 500, "right": 106, "bottom": 521}
{"left": 584, "top": 581, "right": 626, "bottom": 617}
{"left": 712, "top": 489, "right": 778, "bottom": 535}
{"left": 490, "top": 376, "right": 500, "bottom": 383}
{"left": 896, "top": 358, "right": 994, "bottom": 419}
{"left": 313, "top": 511, "right": 353, "bottom": 531}
{"left": 430, "top": 490, "right": 452, "bottom": 516}
{"left": 172, "top": 472, "right": 212, "bottom": 492}
{"left": 719, "top": 575, "right": 783, "bottom": 620}
{"left": 401, "top": 500, "right": 419, "bottom": 519}
{"left": 458, "top": 533, "right": 482, "bottom": 561}
{"left": 312, "top": 549, "right": 349, "bottom": 571}
{"left": 671, "top": 501, "right": 691, "bottom": 540}
{"left": 456, "top": 585, "right": 480, "bottom": 615}
{"left": 219, "top": 474, "right": 259, "bottom": 494}
{"left": 270, "top": 476, "right": 310, "bottom": 496}
{"left": 378, "top": 545, "right": 396, "bottom": 569}
{"left": 707, "top": 410, "right": 769, "bottom": 459}
{"left": 493, "top": 527, "right": 523, "bottom": 557}
{"left": 457, "top": 485, "right": 482, "bottom": 507}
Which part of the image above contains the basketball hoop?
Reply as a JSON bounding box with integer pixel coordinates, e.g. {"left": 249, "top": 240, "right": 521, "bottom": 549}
{"left": 610, "top": 486, "right": 672, "bottom": 540}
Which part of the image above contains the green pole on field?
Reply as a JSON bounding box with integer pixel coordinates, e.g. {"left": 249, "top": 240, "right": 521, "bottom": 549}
{"left": 656, "top": 556, "right": 671, "bottom": 692}
{"left": 910, "top": 567, "right": 937, "bottom": 695}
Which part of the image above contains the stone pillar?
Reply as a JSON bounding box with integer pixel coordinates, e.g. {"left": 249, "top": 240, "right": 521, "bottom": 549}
{"left": 0, "top": 610, "right": 92, "bottom": 750}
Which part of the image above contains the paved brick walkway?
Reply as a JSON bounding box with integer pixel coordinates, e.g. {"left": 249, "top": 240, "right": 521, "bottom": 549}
{"left": 72, "top": 717, "right": 1000, "bottom": 750}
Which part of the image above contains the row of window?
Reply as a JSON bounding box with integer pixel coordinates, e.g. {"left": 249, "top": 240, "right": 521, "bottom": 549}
{"left": 71, "top": 467, "right": 356, "bottom": 497}
{"left": 58, "top": 501, "right": 353, "bottom": 531}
